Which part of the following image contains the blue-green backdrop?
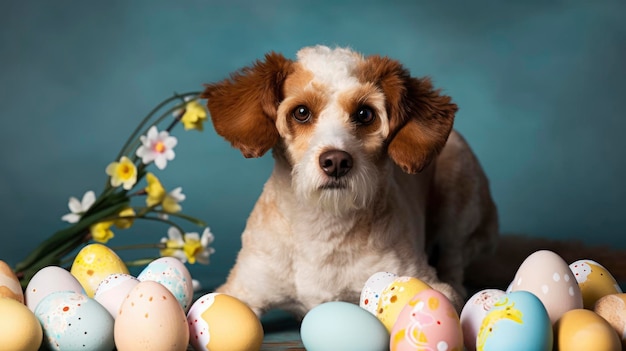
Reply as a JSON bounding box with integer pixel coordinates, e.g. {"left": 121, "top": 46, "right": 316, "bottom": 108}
{"left": 1, "top": 0, "right": 624, "bottom": 289}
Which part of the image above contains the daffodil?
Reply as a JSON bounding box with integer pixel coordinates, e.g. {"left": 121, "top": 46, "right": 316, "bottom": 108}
{"left": 91, "top": 221, "right": 115, "bottom": 243}
{"left": 180, "top": 100, "right": 208, "bottom": 131}
{"left": 136, "top": 126, "right": 177, "bottom": 170}
{"left": 105, "top": 156, "right": 137, "bottom": 190}
{"left": 162, "top": 187, "right": 185, "bottom": 213}
{"left": 114, "top": 207, "right": 136, "bottom": 229}
{"left": 61, "top": 190, "right": 95, "bottom": 223}
{"left": 160, "top": 227, "right": 214, "bottom": 264}
{"left": 144, "top": 172, "right": 166, "bottom": 207}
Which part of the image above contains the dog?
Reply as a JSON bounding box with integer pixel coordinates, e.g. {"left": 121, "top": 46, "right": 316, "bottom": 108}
{"left": 202, "top": 45, "right": 498, "bottom": 317}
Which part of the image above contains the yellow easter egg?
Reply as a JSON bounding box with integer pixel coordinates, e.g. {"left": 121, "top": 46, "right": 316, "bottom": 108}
{"left": 554, "top": 309, "right": 621, "bottom": 351}
{"left": 70, "top": 244, "right": 129, "bottom": 297}
{"left": 570, "top": 259, "right": 622, "bottom": 309}
{"left": 593, "top": 293, "right": 626, "bottom": 348}
{"left": 0, "top": 297, "right": 43, "bottom": 351}
{"left": 0, "top": 260, "right": 24, "bottom": 303}
{"left": 376, "top": 276, "right": 431, "bottom": 332}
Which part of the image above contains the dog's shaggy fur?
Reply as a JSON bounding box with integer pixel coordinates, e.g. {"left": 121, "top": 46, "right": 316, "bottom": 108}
{"left": 202, "top": 45, "right": 498, "bottom": 316}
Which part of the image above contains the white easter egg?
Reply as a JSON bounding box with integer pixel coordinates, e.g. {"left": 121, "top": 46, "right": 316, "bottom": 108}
{"left": 25, "top": 266, "right": 85, "bottom": 312}
{"left": 359, "top": 271, "right": 398, "bottom": 315}
{"left": 137, "top": 257, "right": 193, "bottom": 312}
{"left": 94, "top": 273, "right": 139, "bottom": 318}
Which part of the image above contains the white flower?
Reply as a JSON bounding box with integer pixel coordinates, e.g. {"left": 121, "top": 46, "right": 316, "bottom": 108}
{"left": 136, "top": 126, "right": 177, "bottom": 170}
{"left": 61, "top": 190, "right": 96, "bottom": 223}
{"left": 162, "top": 187, "right": 186, "bottom": 213}
{"left": 160, "top": 227, "right": 215, "bottom": 264}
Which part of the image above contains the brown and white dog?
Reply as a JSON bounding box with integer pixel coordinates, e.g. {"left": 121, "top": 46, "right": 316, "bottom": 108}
{"left": 202, "top": 45, "right": 498, "bottom": 317}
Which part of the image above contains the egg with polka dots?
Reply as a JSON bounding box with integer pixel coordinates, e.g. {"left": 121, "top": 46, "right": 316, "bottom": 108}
{"left": 34, "top": 290, "right": 115, "bottom": 351}
{"left": 510, "top": 250, "right": 583, "bottom": 324}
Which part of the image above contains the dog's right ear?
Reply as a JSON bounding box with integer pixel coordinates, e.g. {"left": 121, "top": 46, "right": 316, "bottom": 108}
{"left": 202, "top": 52, "right": 293, "bottom": 158}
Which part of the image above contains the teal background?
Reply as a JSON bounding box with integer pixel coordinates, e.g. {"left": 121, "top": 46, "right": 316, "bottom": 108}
{"left": 1, "top": 1, "right": 624, "bottom": 290}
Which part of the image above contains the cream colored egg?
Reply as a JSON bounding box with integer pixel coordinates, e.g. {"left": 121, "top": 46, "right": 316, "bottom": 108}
{"left": 376, "top": 276, "right": 431, "bottom": 332}
{"left": 25, "top": 265, "right": 85, "bottom": 312}
{"left": 593, "top": 293, "right": 626, "bottom": 348}
{"left": 114, "top": 281, "right": 189, "bottom": 351}
{"left": 0, "top": 297, "right": 43, "bottom": 351}
{"left": 187, "top": 293, "right": 263, "bottom": 351}
{"left": 570, "top": 259, "right": 622, "bottom": 309}
{"left": 0, "top": 260, "right": 23, "bottom": 303}
{"left": 94, "top": 273, "right": 139, "bottom": 318}
{"left": 70, "top": 243, "right": 129, "bottom": 297}
{"left": 510, "top": 250, "right": 582, "bottom": 324}
{"left": 555, "top": 309, "right": 621, "bottom": 351}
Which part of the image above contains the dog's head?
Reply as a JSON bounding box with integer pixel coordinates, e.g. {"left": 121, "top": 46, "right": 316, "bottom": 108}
{"left": 203, "top": 46, "right": 457, "bottom": 212}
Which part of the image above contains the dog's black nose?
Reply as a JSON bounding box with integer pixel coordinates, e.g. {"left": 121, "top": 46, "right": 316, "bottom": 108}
{"left": 319, "top": 150, "right": 353, "bottom": 178}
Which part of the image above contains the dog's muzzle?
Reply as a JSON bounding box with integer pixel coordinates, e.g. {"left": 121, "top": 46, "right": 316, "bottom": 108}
{"left": 319, "top": 149, "right": 353, "bottom": 180}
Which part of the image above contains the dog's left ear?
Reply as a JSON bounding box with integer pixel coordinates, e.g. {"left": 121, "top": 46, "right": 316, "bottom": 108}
{"left": 360, "top": 56, "right": 457, "bottom": 173}
{"left": 202, "top": 52, "right": 293, "bottom": 158}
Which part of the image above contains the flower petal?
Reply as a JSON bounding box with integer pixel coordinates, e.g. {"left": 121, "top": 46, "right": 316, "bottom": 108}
{"left": 68, "top": 196, "right": 82, "bottom": 213}
{"left": 81, "top": 191, "right": 96, "bottom": 210}
{"left": 61, "top": 213, "right": 80, "bottom": 223}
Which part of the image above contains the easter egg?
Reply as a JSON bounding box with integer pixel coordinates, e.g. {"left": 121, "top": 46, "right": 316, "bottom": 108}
{"left": 593, "top": 293, "right": 626, "bottom": 348}
{"left": 360, "top": 271, "right": 398, "bottom": 315}
{"left": 114, "top": 281, "right": 189, "bottom": 351}
{"left": 460, "top": 289, "right": 506, "bottom": 351}
{"left": 390, "top": 288, "right": 463, "bottom": 351}
{"left": 510, "top": 250, "right": 582, "bottom": 324}
{"left": 25, "top": 265, "right": 85, "bottom": 312}
{"left": 0, "top": 260, "right": 24, "bottom": 303}
{"left": 569, "top": 259, "right": 622, "bottom": 309}
{"left": 137, "top": 257, "right": 193, "bottom": 312}
{"left": 70, "top": 243, "right": 129, "bottom": 297}
{"left": 377, "top": 276, "right": 432, "bottom": 331}
{"left": 93, "top": 273, "right": 139, "bottom": 318}
{"left": 35, "top": 291, "right": 115, "bottom": 351}
{"left": 0, "top": 297, "right": 43, "bottom": 351}
{"left": 477, "top": 291, "right": 553, "bottom": 351}
{"left": 301, "top": 301, "right": 389, "bottom": 351}
{"left": 554, "top": 309, "right": 621, "bottom": 351}
{"left": 187, "top": 293, "right": 263, "bottom": 351}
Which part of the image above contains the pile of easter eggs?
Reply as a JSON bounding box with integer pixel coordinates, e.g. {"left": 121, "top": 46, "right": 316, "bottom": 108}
{"left": 300, "top": 249, "right": 626, "bottom": 351}
{"left": 0, "top": 243, "right": 263, "bottom": 351}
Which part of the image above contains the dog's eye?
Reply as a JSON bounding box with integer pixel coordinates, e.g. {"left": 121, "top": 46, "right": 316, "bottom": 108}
{"left": 354, "top": 106, "right": 375, "bottom": 125}
{"left": 292, "top": 105, "right": 311, "bottom": 123}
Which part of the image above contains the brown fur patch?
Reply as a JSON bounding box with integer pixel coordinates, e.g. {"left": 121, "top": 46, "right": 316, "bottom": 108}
{"left": 336, "top": 83, "right": 385, "bottom": 139}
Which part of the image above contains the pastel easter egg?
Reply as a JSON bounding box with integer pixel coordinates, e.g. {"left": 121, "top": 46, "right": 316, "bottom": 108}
{"left": 0, "top": 297, "right": 43, "bottom": 351}
{"left": 25, "top": 265, "right": 85, "bottom": 312}
{"left": 460, "top": 289, "right": 506, "bottom": 351}
{"left": 360, "top": 272, "right": 398, "bottom": 315}
{"left": 301, "top": 301, "right": 389, "bottom": 351}
{"left": 569, "top": 259, "right": 622, "bottom": 309}
{"left": 0, "top": 260, "right": 24, "bottom": 303}
{"left": 35, "top": 291, "right": 115, "bottom": 351}
{"left": 187, "top": 293, "right": 263, "bottom": 351}
{"left": 510, "top": 250, "right": 582, "bottom": 324}
{"left": 70, "top": 243, "right": 129, "bottom": 297}
{"left": 390, "top": 289, "right": 463, "bottom": 351}
{"left": 377, "top": 276, "right": 432, "bottom": 332}
{"left": 137, "top": 257, "right": 193, "bottom": 312}
{"left": 554, "top": 309, "right": 621, "bottom": 351}
{"left": 93, "top": 273, "right": 139, "bottom": 318}
{"left": 593, "top": 293, "right": 626, "bottom": 348}
{"left": 477, "top": 291, "right": 553, "bottom": 351}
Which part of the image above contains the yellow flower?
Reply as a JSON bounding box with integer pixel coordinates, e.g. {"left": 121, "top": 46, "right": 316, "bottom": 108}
{"left": 162, "top": 187, "right": 185, "bottom": 213}
{"left": 160, "top": 227, "right": 214, "bottom": 264}
{"left": 105, "top": 156, "right": 137, "bottom": 190}
{"left": 90, "top": 221, "right": 115, "bottom": 243}
{"left": 180, "top": 100, "right": 208, "bottom": 131}
{"left": 145, "top": 172, "right": 166, "bottom": 207}
{"left": 114, "top": 207, "right": 135, "bottom": 229}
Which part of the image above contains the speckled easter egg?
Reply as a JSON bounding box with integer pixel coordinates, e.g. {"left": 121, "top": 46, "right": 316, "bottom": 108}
{"left": 569, "top": 259, "right": 622, "bottom": 309}
{"left": 25, "top": 266, "right": 85, "bottom": 312}
{"left": 137, "top": 257, "right": 193, "bottom": 312}
{"left": 554, "top": 309, "right": 621, "bottom": 351}
{"left": 377, "top": 276, "right": 432, "bottom": 332}
{"left": 34, "top": 291, "right": 115, "bottom": 351}
{"left": 114, "top": 281, "right": 189, "bottom": 351}
{"left": 0, "top": 260, "right": 24, "bottom": 303}
{"left": 510, "top": 250, "right": 582, "bottom": 324}
{"left": 477, "top": 291, "right": 553, "bottom": 351}
{"left": 460, "top": 289, "right": 506, "bottom": 351}
{"left": 390, "top": 289, "right": 463, "bottom": 351}
{"left": 0, "top": 297, "right": 43, "bottom": 351}
{"left": 360, "top": 272, "right": 398, "bottom": 315}
{"left": 593, "top": 293, "right": 626, "bottom": 348}
{"left": 70, "top": 244, "right": 129, "bottom": 297}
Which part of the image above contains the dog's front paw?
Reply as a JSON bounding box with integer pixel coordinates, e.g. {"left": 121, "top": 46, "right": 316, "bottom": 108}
{"left": 215, "top": 283, "right": 266, "bottom": 317}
